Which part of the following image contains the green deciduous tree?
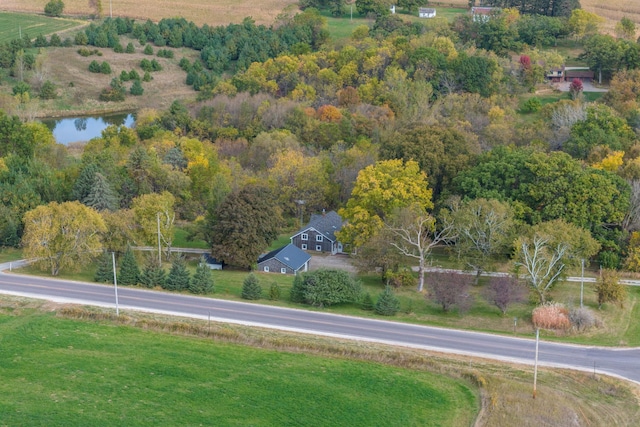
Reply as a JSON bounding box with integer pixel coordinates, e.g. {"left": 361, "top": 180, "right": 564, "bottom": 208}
{"left": 297, "top": 269, "right": 362, "bottom": 307}
{"left": 208, "top": 185, "right": 281, "bottom": 269}
{"left": 595, "top": 269, "right": 626, "bottom": 308}
{"left": 44, "top": 0, "right": 65, "bottom": 17}
{"left": 241, "top": 273, "right": 262, "bottom": 300}
{"left": 22, "top": 201, "right": 106, "bottom": 276}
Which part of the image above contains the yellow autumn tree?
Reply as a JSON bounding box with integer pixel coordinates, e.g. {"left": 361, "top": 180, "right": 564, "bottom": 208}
{"left": 592, "top": 151, "right": 624, "bottom": 172}
{"left": 22, "top": 201, "right": 107, "bottom": 276}
{"left": 337, "top": 159, "right": 433, "bottom": 248}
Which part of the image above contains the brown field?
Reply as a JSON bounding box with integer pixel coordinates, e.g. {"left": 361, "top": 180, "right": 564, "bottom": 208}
{"left": 0, "top": 0, "right": 299, "bottom": 26}
{"left": 31, "top": 42, "right": 201, "bottom": 117}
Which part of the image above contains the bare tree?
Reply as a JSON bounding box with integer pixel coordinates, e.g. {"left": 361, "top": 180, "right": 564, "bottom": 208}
{"left": 449, "top": 198, "right": 514, "bottom": 284}
{"left": 426, "top": 271, "right": 473, "bottom": 313}
{"left": 515, "top": 235, "right": 568, "bottom": 304}
{"left": 386, "top": 205, "right": 455, "bottom": 292}
{"left": 623, "top": 179, "right": 640, "bottom": 232}
{"left": 483, "top": 275, "right": 526, "bottom": 315}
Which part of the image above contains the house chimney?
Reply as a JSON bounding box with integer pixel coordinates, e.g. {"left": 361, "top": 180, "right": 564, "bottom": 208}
{"left": 322, "top": 209, "right": 326, "bottom": 216}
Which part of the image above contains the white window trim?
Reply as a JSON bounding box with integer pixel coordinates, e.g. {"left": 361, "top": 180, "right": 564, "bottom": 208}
{"left": 316, "top": 235, "right": 323, "bottom": 242}
{"left": 315, "top": 245, "right": 322, "bottom": 251}
{"left": 264, "top": 266, "right": 269, "bottom": 272}
{"left": 301, "top": 243, "right": 307, "bottom": 250}
{"left": 281, "top": 267, "right": 287, "bottom": 274}
{"left": 301, "top": 233, "right": 308, "bottom": 241}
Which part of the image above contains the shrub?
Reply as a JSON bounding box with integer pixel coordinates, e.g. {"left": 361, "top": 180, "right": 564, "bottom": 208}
{"left": 523, "top": 97, "right": 542, "bottom": 113}
{"left": 269, "top": 282, "right": 281, "bottom": 300}
{"left": 113, "top": 43, "right": 124, "bottom": 53}
{"left": 157, "top": 49, "right": 174, "bottom": 58}
{"left": 99, "top": 78, "right": 125, "bottom": 102}
{"left": 241, "top": 273, "right": 262, "bottom": 300}
{"left": 179, "top": 57, "right": 191, "bottom": 71}
{"left": 290, "top": 274, "right": 305, "bottom": 303}
{"left": 569, "top": 306, "right": 598, "bottom": 331}
{"left": 75, "top": 31, "right": 88, "bottom": 46}
{"left": 140, "top": 58, "right": 152, "bottom": 72}
{"left": 62, "top": 37, "right": 73, "bottom": 47}
{"left": 130, "top": 79, "right": 144, "bottom": 96}
{"left": 143, "top": 44, "right": 153, "bottom": 55}
{"left": 384, "top": 268, "right": 417, "bottom": 288}
{"left": 44, "top": 0, "right": 64, "bottom": 17}
{"left": 151, "top": 59, "right": 162, "bottom": 71}
{"left": 375, "top": 286, "right": 400, "bottom": 316}
{"left": 426, "top": 272, "right": 473, "bottom": 313}
{"left": 125, "top": 42, "right": 135, "bottom": 53}
{"left": 119, "top": 70, "right": 131, "bottom": 82}
{"left": 128, "top": 69, "right": 140, "bottom": 81}
{"left": 34, "top": 34, "right": 48, "bottom": 48}
{"left": 49, "top": 34, "right": 62, "bottom": 47}
{"left": 78, "top": 47, "right": 91, "bottom": 57}
{"left": 39, "top": 80, "right": 57, "bottom": 100}
{"left": 12, "top": 81, "right": 31, "bottom": 96}
{"left": 164, "top": 257, "right": 191, "bottom": 291}
{"left": 189, "top": 260, "right": 214, "bottom": 294}
{"left": 298, "top": 269, "right": 361, "bottom": 307}
{"left": 532, "top": 302, "right": 571, "bottom": 330}
{"left": 142, "top": 71, "right": 152, "bottom": 82}
{"left": 100, "top": 61, "right": 111, "bottom": 74}
{"left": 595, "top": 269, "right": 626, "bottom": 308}
{"left": 88, "top": 60, "right": 101, "bottom": 73}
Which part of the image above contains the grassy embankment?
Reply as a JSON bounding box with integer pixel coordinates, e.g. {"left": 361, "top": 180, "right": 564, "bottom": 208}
{"left": 0, "top": 12, "right": 84, "bottom": 44}
{"left": 0, "top": 307, "right": 477, "bottom": 426}
{"left": 1, "top": 300, "right": 639, "bottom": 426}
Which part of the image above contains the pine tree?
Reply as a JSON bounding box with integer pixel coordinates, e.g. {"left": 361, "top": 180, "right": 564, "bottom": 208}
{"left": 269, "top": 282, "right": 281, "bottom": 300}
{"left": 241, "top": 273, "right": 262, "bottom": 300}
{"left": 361, "top": 292, "right": 374, "bottom": 311}
{"left": 290, "top": 273, "right": 305, "bottom": 303}
{"left": 83, "top": 172, "right": 118, "bottom": 211}
{"left": 72, "top": 163, "right": 99, "bottom": 201}
{"left": 140, "top": 256, "right": 166, "bottom": 288}
{"left": 189, "top": 259, "right": 214, "bottom": 294}
{"left": 125, "top": 42, "right": 135, "bottom": 53}
{"left": 119, "top": 247, "right": 140, "bottom": 286}
{"left": 94, "top": 251, "right": 113, "bottom": 283}
{"left": 130, "top": 79, "right": 144, "bottom": 96}
{"left": 165, "top": 257, "right": 190, "bottom": 291}
{"left": 375, "top": 286, "right": 400, "bottom": 316}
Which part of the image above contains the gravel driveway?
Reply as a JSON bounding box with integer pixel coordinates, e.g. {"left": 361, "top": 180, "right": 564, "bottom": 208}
{"left": 309, "top": 254, "right": 357, "bottom": 273}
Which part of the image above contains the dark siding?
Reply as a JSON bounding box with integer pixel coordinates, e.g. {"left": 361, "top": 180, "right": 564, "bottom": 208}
{"left": 258, "top": 258, "right": 294, "bottom": 274}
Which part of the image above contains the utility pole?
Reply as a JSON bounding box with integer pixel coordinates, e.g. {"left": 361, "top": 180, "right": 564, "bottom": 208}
{"left": 157, "top": 212, "right": 162, "bottom": 264}
{"left": 112, "top": 252, "right": 119, "bottom": 316}
{"left": 580, "top": 258, "right": 584, "bottom": 308}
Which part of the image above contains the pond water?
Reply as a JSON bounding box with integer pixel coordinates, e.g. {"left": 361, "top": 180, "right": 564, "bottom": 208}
{"left": 41, "top": 112, "right": 136, "bottom": 145}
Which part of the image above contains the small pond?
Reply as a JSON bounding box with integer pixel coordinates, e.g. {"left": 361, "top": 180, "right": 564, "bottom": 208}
{"left": 41, "top": 112, "right": 136, "bottom": 145}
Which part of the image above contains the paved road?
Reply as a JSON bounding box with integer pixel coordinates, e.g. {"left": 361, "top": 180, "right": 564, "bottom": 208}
{"left": 0, "top": 271, "right": 638, "bottom": 384}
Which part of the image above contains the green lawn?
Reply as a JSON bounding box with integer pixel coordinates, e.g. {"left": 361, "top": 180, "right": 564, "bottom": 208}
{"left": 0, "top": 248, "right": 23, "bottom": 263}
{"left": 0, "top": 311, "right": 478, "bottom": 426}
{"left": 0, "top": 12, "right": 84, "bottom": 44}
{"left": 172, "top": 227, "right": 208, "bottom": 249}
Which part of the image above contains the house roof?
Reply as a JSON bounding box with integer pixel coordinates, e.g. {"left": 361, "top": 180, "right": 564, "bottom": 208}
{"left": 258, "top": 244, "right": 311, "bottom": 271}
{"left": 471, "top": 6, "right": 498, "bottom": 15}
{"left": 565, "top": 70, "right": 594, "bottom": 78}
{"left": 419, "top": 8, "right": 435, "bottom": 13}
{"left": 293, "top": 210, "right": 343, "bottom": 242}
{"left": 203, "top": 254, "right": 222, "bottom": 265}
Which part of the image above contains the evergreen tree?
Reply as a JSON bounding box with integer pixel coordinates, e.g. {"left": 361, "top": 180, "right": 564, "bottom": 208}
{"left": 140, "top": 256, "right": 166, "bottom": 288}
{"left": 269, "top": 282, "right": 281, "bottom": 300}
{"left": 375, "top": 286, "right": 400, "bottom": 316}
{"left": 189, "top": 259, "right": 214, "bottom": 294}
{"left": 39, "top": 80, "right": 57, "bottom": 100}
{"left": 241, "top": 273, "right": 262, "bottom": 300}
{"left": 94, "top": 251, "right": 113, "bottom": 283}
{"left": 125, "top": 42, "right": 135, "bottom": 53}
{"left": 130, "top": 79, "right": 144, "bottom": 96}
{"left": 361, "top": 292, "right": 374, "bottom": 311}
{"left": 290, "top": 273, "right": 305, "bottom": 303}
{"left": 83, "top": 172, "right": 118, "bottom": 211}
{"left": 144, "top": 44, "right": 153, "bottom": 55}
{"left": 165, "top": 257, "right": 191, "bottom": 291}
{"left": 119, "top": 246, "right": 140, "bottom": 286}
{"left": 72, "top": 163, "right": 100, "bottom": 201}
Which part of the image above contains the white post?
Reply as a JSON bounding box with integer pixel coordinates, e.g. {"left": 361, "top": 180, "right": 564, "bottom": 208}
{"left": 9, "top": 262, "right": 12, "bottom": 272}
{"left": 110, "top": 0, "right": 113, "bottom": 18}
{"left": 112, "top": 252, "right": 119, "bottom": 316}
{"left": 580, "top": 258, "right": 584, "bottom": 308}
{"left": 533, "top": 328, "right": 539, "bottom": 399}
{"left": 350, "top": 5, "right": 353, "bottom": 22}
{"left": 157, "top": 212, "right": 162, "bottom": 264}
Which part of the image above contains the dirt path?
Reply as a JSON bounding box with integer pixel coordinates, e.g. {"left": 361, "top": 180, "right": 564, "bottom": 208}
{"left": 309, "top": 254, "right": 357, "bottom": 273}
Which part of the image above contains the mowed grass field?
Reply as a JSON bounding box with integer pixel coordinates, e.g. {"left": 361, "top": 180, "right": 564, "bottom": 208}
{"left": 0, "top": 310, "right": 478, "bottom": 426}
{"left": 0, "top": 12, "right": 84, "bottom": 43}
{"left": 0, "top": 0, "right": 299, "bottom": 27}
